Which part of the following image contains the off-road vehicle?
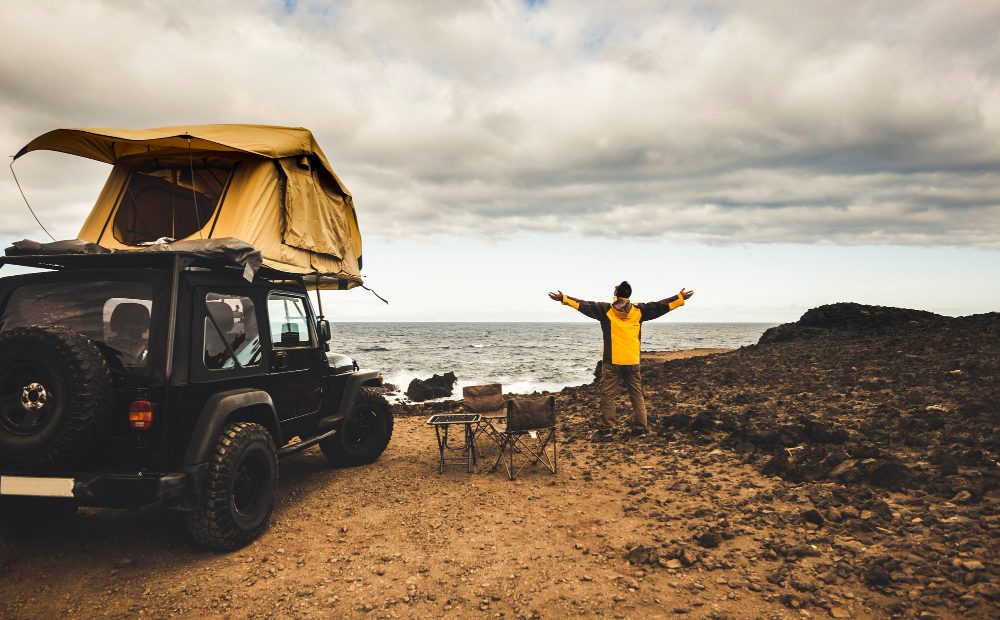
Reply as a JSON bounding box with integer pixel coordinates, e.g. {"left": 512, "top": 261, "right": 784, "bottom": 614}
{"left": 0, "top": 250, "right": 392, "bottom": 549}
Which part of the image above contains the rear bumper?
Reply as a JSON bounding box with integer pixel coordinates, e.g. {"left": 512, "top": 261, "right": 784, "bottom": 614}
{"left": 0, "top": 471, "right": 187, "bottom": 508}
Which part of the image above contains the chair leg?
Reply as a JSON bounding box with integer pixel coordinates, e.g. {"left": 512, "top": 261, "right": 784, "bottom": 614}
{"left": 509, "top": 437, "right": 516, "bottom": 480}
{"left": 552, "top": 427, "right": 557, "bottom": 474}
{"left": 495, "top": 427, "right": 558, "bottom": 479}
{"left": 492, "top": 434, "right": 511, "bottom": 478}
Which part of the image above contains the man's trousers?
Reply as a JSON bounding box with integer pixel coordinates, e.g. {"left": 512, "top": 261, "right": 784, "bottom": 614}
{"left": 599, "top": 363, "right": 647, "bottom": 430}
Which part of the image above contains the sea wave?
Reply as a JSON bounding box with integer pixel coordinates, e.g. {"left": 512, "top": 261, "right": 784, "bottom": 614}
{"left": 334, "top": 322, "right": 773, "bottom": 398}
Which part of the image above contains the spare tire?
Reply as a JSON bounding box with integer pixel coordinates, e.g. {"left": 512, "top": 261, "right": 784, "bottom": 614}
{"left": 0, "top": 326, "right": 114, "bottom": 468}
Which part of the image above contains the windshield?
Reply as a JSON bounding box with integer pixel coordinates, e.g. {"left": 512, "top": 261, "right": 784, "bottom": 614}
{"left": 1, "top": 280, "right": 154, "bottom": 368}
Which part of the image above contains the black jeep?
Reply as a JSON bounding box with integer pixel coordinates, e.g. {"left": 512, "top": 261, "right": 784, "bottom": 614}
{"left": 0, "top": 251, "right": 392, "bottom": 550}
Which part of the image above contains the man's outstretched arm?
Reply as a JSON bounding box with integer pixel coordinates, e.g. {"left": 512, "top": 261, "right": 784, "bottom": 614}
{"left": 548, "top": 290, "right": 607, "bottom": 320}
{"left": 636, "top": 288, "right": 695, "bottom": 321}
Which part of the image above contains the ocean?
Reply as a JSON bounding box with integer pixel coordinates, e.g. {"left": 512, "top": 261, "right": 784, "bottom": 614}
{"left": 328, "top": 322, "right": 774, "bottom": 399}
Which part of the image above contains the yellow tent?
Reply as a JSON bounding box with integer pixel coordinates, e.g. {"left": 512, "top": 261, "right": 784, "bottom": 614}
{"left": 14, "top": 124, "right": 363, "bottom": 289}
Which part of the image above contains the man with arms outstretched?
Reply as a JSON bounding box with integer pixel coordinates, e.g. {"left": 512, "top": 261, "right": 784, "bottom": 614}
{"left": 548, "top": 281, "right": 694, "bottom": 437}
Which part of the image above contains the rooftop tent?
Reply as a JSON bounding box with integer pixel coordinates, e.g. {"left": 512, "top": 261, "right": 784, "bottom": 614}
{"left": 14, "top": 125, "right": 363, "bottom": 289}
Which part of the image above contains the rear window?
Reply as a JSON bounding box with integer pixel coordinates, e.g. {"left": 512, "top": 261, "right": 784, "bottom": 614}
{"left": 114, "top": 163, "right": 234, "bottom": 245}
{"left": 1, "top": 281, "right": 154, "bottom": 367}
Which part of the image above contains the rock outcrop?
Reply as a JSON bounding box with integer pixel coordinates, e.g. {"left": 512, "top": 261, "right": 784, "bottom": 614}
{"left": 759, "top": 302, "right": 943, "bottom": 343}
{"left": 405, "top": 372, "right": 457, "bottom": 402}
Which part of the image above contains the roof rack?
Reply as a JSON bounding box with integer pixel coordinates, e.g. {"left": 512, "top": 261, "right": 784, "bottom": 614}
{"left": 0, "top": 251, "right": 294, "bottom": 283}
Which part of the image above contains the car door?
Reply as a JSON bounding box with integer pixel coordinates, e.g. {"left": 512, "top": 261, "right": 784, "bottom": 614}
{"left": 264, "top": 290, "right": 325, "bottom": 422}
{"left": 190, "top": 288, "right": 265, "bottom": 383}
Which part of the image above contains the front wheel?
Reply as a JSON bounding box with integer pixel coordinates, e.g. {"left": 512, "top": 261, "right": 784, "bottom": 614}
{"left": 320, "top": 387, "right": 393, "bottom": 467}
{"left": 186, "top": 422, "right": 278, "bottom": 550}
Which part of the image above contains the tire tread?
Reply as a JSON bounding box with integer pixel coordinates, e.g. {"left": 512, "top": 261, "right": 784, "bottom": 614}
{"left": 186, "top": 422, "right": 277, "bottom": 550}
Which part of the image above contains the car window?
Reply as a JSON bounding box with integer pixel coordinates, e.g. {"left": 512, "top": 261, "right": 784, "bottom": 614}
{"left": 267, "top": 294, "right": 313, "bottom": 348}
{"left": 203, "top": 293, "right": 261, "bottom": 370}
{"left": 1, "top": 281, "right": 153, "bottom": 367}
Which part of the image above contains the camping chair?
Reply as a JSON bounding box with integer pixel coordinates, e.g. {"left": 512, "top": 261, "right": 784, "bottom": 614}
{"left": 493, "top": 395, "right": 557, "bottom": 480}
{"left": 462, "top": 384, "right": 507, "bottom": 457}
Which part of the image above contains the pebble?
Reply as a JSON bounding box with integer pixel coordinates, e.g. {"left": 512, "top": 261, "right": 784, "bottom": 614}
{"left": 960, "top": 560, "right": 985, "bottom": 571}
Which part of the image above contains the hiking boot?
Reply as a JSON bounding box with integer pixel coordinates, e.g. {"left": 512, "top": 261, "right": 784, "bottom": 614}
{"left": 627, "top": 426, "right": 648, "bottom": 437}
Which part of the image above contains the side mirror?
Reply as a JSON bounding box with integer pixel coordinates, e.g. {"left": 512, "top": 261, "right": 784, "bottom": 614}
{"left": 316, "top": 319, "right": 331, "bottom": 343}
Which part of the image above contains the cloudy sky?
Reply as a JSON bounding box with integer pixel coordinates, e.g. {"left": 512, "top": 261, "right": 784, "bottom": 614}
{"left": 1, "top": 0, "right": 998, "bottom": 322}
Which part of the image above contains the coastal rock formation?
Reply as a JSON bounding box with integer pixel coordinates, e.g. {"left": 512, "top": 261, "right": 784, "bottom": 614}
{"left": 405, "top": 372, "right": 457, "bottom": 402}
{"left": 759, "top": 302, "right": 943, "bottom": 343}
{"left": 657, "top": 305, "right": 999, "bottom": 496}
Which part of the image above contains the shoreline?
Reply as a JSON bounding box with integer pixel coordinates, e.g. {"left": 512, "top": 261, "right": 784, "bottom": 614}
{"left": 392, "top": 347, "right": 735, "bottom": 409}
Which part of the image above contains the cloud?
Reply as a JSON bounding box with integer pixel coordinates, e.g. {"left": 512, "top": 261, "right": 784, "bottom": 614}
{"left": 1, "top": 0, "right": 998, "bottom": 247}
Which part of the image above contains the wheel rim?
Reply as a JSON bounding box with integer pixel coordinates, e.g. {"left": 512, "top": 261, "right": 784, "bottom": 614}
{"left": 0, "top": 362, "right": 56, "bottom": 436}
{"left": 232, "top": 451, "right": 269, "bottom": 516}
{"left": 344, "top": 408, "right": 382, "bottom": 450}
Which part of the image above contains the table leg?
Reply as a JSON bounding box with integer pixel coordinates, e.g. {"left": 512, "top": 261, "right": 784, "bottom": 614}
{"left": 465, "top": 423, "right": 473, "bottom": 473}
{"left": 435, "top": 424, "right": 448, "bottom": 474}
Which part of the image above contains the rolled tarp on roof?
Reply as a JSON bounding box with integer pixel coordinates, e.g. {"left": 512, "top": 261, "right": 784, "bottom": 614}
{"left": 14, "top": 124, "right": 363, "bottom": 289}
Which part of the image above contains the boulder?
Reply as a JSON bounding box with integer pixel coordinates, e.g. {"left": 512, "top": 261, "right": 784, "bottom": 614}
{"left": 405, "top": 372, "right": 457, "bottom": 402}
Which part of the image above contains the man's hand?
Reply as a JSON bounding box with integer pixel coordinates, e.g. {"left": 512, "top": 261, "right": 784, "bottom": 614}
{"left": 548, "top": 290, "right": 564, "bottom": 302}
{"left": 680, "top": 288, "right": 694, "bottom": 300}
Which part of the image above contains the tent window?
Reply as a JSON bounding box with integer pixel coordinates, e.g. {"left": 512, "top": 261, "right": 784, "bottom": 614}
{"left": 113, "top": 163, "right": 233, "bottom": 245}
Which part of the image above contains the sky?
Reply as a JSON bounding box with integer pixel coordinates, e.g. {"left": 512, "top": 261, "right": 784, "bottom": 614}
{"left": 1, "top": 0, "right": 998, "bottom": 322}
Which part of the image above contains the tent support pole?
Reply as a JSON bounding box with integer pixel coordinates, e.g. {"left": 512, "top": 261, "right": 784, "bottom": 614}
{"left": 314, "top": 274, "right": 324, "bottom": 319}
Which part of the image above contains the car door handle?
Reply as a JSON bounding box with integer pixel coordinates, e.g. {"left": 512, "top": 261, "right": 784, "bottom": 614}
{"left": 273, "top": 351, "right": 288, "bottom": 370}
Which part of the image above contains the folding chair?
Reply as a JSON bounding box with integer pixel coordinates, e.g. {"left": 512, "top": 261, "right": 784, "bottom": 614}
{"left": 493, "top": 395, "right": 557, "bottom": 480}
{"left": 462, "top": 384, "right": 507, "bottom": 458}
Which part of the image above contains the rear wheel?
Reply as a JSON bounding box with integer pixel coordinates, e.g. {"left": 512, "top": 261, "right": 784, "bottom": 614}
{"left": 320, "top": 387, "right": 393, "bottom": 467}
{"left": 186, "top": 422, "right": 278, "bottom": 551}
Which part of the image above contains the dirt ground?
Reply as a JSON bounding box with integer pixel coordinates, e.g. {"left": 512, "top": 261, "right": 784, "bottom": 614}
{"left": 0, "top": 337, "right": 993, "bottom": 619}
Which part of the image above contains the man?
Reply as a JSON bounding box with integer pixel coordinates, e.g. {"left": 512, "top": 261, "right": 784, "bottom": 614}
{"left": 548, "top": 282, "right": 694, "bottom": 437}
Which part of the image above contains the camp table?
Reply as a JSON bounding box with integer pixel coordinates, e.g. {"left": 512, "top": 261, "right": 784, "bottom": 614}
{"left": 426, "top": 413, "right": 481, "bottom": 473}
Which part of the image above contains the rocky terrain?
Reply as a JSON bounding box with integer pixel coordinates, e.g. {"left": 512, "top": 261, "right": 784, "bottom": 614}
{"left": 399, "top": 304, "right": 1000, "bottom": 618}
{"left": 642, "top": 304, "right": 1000, "bottom": 616}
{"left": 0, "top": 304, "right": 995, "bottom": 619}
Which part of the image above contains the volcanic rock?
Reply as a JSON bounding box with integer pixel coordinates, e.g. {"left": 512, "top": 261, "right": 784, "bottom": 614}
{"left": 405, "top": 372, "right": 458, "bottom": 402}
{"left": 625, "top": 544, "right": 659, "bottom": 565}
{"left": 759, "top": 302, "right": 942, "bottom": 343}
{"left": 695, "top": 530, "right": 722, "bottom": 548}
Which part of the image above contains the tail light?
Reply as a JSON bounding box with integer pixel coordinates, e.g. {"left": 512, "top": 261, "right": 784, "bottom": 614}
{"left": 129, "top": 400, "right": 154, "bottom": 430}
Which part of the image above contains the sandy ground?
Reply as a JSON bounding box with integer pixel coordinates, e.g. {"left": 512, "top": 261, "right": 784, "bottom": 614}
{"left": 0, "top": 347, "right": 970, "bottom": 619}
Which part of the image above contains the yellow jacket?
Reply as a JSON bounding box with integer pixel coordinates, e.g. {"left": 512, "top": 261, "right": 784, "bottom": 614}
{"left": 562, "top": 293, "right": 685, "bottom": 365}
